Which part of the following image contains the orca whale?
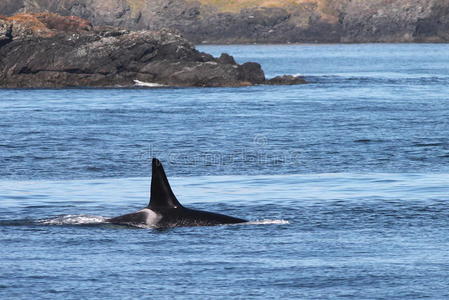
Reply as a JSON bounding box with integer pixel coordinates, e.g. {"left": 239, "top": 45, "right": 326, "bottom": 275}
{"left": 108, "top": 158, "right": 247, "bottom": 227}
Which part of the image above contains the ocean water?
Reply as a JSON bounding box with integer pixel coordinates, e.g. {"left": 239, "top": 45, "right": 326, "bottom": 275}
{"left": 1, "top": 44, "right": 449, "bottom": 299}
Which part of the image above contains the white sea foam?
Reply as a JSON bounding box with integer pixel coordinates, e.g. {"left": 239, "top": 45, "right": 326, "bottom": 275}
{"left": 39, "top": 215, "right": 106, "bottom": 225}
{"left": 244, "top": 219, "right": 290, "bottom": 225}
{"left": 119, "top": 219, "right": 290, "bottom": 228}
{"left": 133, "top": 80, "right": 166, "bottom": 87}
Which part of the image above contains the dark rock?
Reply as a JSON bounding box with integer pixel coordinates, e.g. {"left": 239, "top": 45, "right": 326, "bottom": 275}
{"left": 266, "top": 75, "right": 306, "bottom": 85}
{"left": 238, "top": 62, "right": 265, "bottom": 84}
{"left": 217, "top": 53, "right": 236, "bottom": 65}
{"left": 0, "top": 13, "right": 302, "bottom": 88}
{"left": 413, "top": 2, "right": 449, "bottom": 42}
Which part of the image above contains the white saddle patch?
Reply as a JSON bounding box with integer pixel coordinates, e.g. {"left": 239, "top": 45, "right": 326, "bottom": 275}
{"left": 139, "top": 208, "right": 162, "bottom": 225}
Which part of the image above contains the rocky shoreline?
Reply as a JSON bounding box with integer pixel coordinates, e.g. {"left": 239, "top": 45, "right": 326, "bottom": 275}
{"left": 1, "top": 0, "right": 448, "bottom": 44}
{"left": 0, "top": 13, "right": 305, "bottom": 88}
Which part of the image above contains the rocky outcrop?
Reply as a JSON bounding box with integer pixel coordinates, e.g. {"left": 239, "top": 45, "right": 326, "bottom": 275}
{"left": 0, "top": 0, "right": 448, "bottom": 43}
{"left": 0, "top": 13, "right": 305, "bottom": 88}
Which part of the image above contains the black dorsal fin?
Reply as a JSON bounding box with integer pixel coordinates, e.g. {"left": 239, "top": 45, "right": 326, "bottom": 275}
{"left": 148, "top": 158, "right": 183, "bottom": 210}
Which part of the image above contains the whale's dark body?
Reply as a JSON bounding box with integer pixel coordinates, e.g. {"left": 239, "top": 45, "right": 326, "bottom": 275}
{"left": 108, "top": 158, "right": 247, "bottom": 227}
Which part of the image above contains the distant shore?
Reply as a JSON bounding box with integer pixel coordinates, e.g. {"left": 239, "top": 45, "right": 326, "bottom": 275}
{"left": 1, "top": 0, "right": 448, "bottom": 44}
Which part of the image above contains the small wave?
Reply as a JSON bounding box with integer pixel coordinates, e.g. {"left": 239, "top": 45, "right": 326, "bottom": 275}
{"left": 415, "top": 143, "right": 444, "bottom": 147}
{"left": 245, "top": 219, "right": 290, "bottom": 225}
{"left": 353, "top": 139, "right": 384, "bottom": 143}
{"left": 0, "top": 219, "right": 36, "bottom": 226}
{"left": 0, "top": 144, "right": 16, "bottom": 149}
{"left": 306, "top": 74, "right": 449, "bottom": 86}
{"left": 38, "top": 215, "right": 106, "bottom": 225}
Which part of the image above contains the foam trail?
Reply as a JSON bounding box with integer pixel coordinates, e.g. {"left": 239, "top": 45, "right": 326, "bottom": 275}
{"left": 39, "top": 215, "right": 106, "bottom": 225}
{"left": 244, "top": 219, "right": 290, "bottom": 225}
{"left": 38, "top": 216, "right": 289, "bottom": 227}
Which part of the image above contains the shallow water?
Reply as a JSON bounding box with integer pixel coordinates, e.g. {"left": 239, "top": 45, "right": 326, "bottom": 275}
{"left": 1, "top": 44, "right": 449, "bottom": 299}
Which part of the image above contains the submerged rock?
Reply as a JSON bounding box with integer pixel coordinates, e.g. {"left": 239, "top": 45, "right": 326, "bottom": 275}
{"left": 0, "top": 13, "right": 305, "bottom": 88}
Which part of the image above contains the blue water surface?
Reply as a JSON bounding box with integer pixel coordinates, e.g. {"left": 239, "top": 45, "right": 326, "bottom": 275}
{"left": 1, "top": 44, "right": 449, "bottom": 299}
